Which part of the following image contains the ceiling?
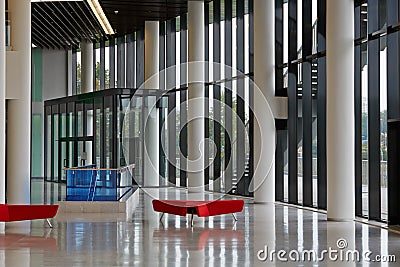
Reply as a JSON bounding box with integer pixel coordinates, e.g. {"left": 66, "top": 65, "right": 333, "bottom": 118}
{"left": 31, "top": 0, "right": 190, "bottom": 50}
{"left": 101, "top": 0, "right": 187, "bottom": 35}
{"left": 32, "top": 1, "right": 104, "bottom": 49}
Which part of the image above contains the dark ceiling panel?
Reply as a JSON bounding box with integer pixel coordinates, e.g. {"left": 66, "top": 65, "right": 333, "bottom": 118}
{"left": 32, "top": 1, "right": 105, "bottom": 49}
{"left": 32, "top": 0, "right": 210, "bottom": 49}
{"left": 100, "top": 0, "right": 188, "bottom": 35}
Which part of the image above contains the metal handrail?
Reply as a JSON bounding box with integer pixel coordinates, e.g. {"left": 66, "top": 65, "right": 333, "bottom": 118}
{"left": 65, "top": 164, "right": 135, "bottom": 173}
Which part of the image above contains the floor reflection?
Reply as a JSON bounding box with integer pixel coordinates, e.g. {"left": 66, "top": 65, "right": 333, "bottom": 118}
{"left": 0, "top": 182, "right": 398, "bottom": 266}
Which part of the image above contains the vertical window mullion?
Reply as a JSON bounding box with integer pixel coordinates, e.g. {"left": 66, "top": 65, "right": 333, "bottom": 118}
{"left": 213, "top": 0, "right": 222, "bottom": 193}
{"left": 100, "top": 40, "right": 105, "bottom": 90}
{"left": 159, "top": 22, "right": 167, "bottom": 185}
{"left": 109, "top": 38, "right": 115, "bottom": 88}
{"left": 167, "top": 19, "right": 177, "bottom": 186}
{"left": 117, "top": 36, "right": 126, "bottom": 88}
{"left": 248, "top": 0, "right": 255, "bottom": 196}
{"left": 275, "top": 0, "right": 284, "bottom": 96}
{"left": 236, "top": 0, "right": 247, "bottom": 196}
{"left": 367, "top": 38, "right": 381, "bottom": 220}
{"left": 126, "top": 33, "right": 135, "bottom": 88}
{"left": 180, "top": 14, "right": 188, "bottom": 187}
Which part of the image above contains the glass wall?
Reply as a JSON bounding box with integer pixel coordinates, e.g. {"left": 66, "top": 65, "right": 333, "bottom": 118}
{"left": 275, "top": 0, "right": 326, "bottom": 209}
{"left": 44, "top": 89, "right": 159, "bottom": 183}
{"left": 63, "top": 0, "right": 400, "bottom": 219}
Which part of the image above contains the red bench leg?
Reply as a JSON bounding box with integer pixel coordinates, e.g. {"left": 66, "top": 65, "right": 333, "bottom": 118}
{"left": 46, "top": 219, "right": 53, "bottom": 228}
{"left": 232, "top": 213, "right": 237, "bottom": 221}
{"left": 190, "top": 213, "right": 194, "bottom": 227}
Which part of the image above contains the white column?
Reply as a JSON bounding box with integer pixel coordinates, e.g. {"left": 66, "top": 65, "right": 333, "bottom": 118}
{"left": 187, "top": 1, "right": 205, "bottom": 192}
{"left": 326, "top": 0, "right": 355, "bottom": 221}
{"left": 144, "top": 21, "right": 160, "bottom": 187}
{"left": 253, "top": 0, "right": 276, "bottom": 203}
{"left": 7, "top": 0, "right": 31, "bottom": 204}
{"left": 81, "top": 42, "right": 93, "bottom": 166}
{"left": 67, "top": 49, "right": 73, "bottom": 96}
{"left": 0, "top": 0, "right": 6, "bottom": 204}
{"left": 81, "top": 41, "right": 93, "bottom": 93}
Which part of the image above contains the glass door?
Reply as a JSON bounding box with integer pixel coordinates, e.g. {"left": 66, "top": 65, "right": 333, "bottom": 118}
{"left": 60, "top": 140, "right": 74, "bottom": 182}
{"left": 77, "top": 140, "right": 94, "bottom": 167}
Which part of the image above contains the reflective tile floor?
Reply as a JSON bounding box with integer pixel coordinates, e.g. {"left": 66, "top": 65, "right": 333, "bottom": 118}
{"left": 0, "top": 181, "right": 399, "bottom": 266}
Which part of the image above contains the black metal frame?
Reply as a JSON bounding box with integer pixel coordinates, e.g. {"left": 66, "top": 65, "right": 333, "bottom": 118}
{"left": 166, "top": 18, "right": 177, "bottom": 186}
{"left": 287, "top": 0, "right": 298, "bottom": 204}
{"left": 276, "top": 0, "right": 326, "bottom": 208}
{"left": 117, "top": 36, "right": 126, "bottom": 88}
{"left": 213, "top": 0, "right": 222, "bottom": 192}
{"left": 180, "top": 14, "right": 188, "bottom": 187}
{"left": 126, "top": 33, "right": 136, "bottom": 88}
{"left": 44, "top": 88, "right": 162, "bottom": 183}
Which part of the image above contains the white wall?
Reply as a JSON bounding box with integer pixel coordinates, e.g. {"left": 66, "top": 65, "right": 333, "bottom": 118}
{"left": 31, "top": 48, "right": 69, "bottom": 178}
{"left": 42, "top": 49, "right": 68, "bottom": 101}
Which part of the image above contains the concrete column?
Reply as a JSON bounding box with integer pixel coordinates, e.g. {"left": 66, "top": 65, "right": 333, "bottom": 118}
{"left": 81, "top": 41, "right": 93, "bottom": 94}
{"left": 7, "top": 0, "right": 31, "bottom": 204}
{"left": 67, "top": 49, "right": 73, "bottom": 96}
{"left": 144, "top": 21, "right": 160, "bottom": 187}
{"left": 0, "top": 0, "right": 6, "bottom": 204}
{"left": 80, "top": 42, "right": 93, "bottom": 166}
{"left": 187, "top": 1, "right": 205, "bottom": 192}
{"left": 326, "top": 0, "right": 355, "bottom": 221}
{"left": 253, "top": 0, "right": 276, "bottom": 203}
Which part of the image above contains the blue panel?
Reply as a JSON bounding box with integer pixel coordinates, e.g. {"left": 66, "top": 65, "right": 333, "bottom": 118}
{"left": 66, "top": 166, "right": 122, "bottom": 201}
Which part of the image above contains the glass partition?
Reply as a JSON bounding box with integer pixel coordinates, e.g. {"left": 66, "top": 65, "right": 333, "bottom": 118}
{"left": 44, "top": 89, "right": 160, "bottom": 184}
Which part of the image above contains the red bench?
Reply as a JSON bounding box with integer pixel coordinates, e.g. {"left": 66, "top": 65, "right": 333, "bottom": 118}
{"left": 152, "top": 199, "right": 244, "bottom": 226}
{"left": 0, "top": 204, "right": 59, "bottom": 228}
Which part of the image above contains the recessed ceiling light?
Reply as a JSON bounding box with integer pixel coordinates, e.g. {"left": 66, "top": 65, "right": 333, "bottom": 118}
{"left": 31, "top": 0, "right": 83, "bottom": 2}
{"left": 87, "top": 0, "right": 115, "bottom": 35}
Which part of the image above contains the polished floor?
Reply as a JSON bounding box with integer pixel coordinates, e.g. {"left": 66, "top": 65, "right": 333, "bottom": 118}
{"left": 0, "top": 181, "right": 399, "bottom": 266}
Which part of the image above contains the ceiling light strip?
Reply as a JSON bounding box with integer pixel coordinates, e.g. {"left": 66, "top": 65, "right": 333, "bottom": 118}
{"left": 86, "top": 0, "right": 114, "bottom": 35}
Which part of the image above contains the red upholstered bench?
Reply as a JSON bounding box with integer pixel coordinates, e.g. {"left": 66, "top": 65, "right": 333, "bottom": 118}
{"left": 152, "top": 200, "right": 244, "bottom": 226}
{"left": 0, "top": 204, "right": 59, "bottom": 228}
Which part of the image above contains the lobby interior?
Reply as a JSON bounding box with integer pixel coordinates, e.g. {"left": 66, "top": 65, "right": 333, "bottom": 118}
{"left": 1, "top": 0, "right": 400, "bottom": 266}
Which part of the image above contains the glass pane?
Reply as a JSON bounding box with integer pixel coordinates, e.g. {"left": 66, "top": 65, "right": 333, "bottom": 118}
{"left": 297, "top": 98, "right": 303, "bottom": 204}
{"left": 361, "top": 42, "right": 368, "bottom": 217}
{"left": 52, "top": 105, "right": 59, "bottom": 182}
{"left": 61, "top": 141, "right": 67, "bottom": 182}
{"left": 46, "top": 106, "right": 52, "bottom": 181}
{"left": 77, "top": 50, "right": 81, "bottom": 94}
{"left": 95, "top": 100, "right": 103, "bottom": 167}
{"left": 68, "top": 102, "right": 75, "bottom": 138}
{"left": 380, "top": 38, "right": 387, "bottom": 221}
{"left": 312, "top": 59, "right": 318, "bottom": 207}
{"left": 283, "top": 1, "right": 288, "bottom": 63}
{"left": 105, "top": 96, "right": 113, "bottom": 168}
{"left": 105, "top": 44, "right": 110, "bottom": 89}
{"left": 95, "top": 44, "right": 100, "bottom": 91}
{"left": 76, "top": 102, "right": 84, "bottom": 137}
